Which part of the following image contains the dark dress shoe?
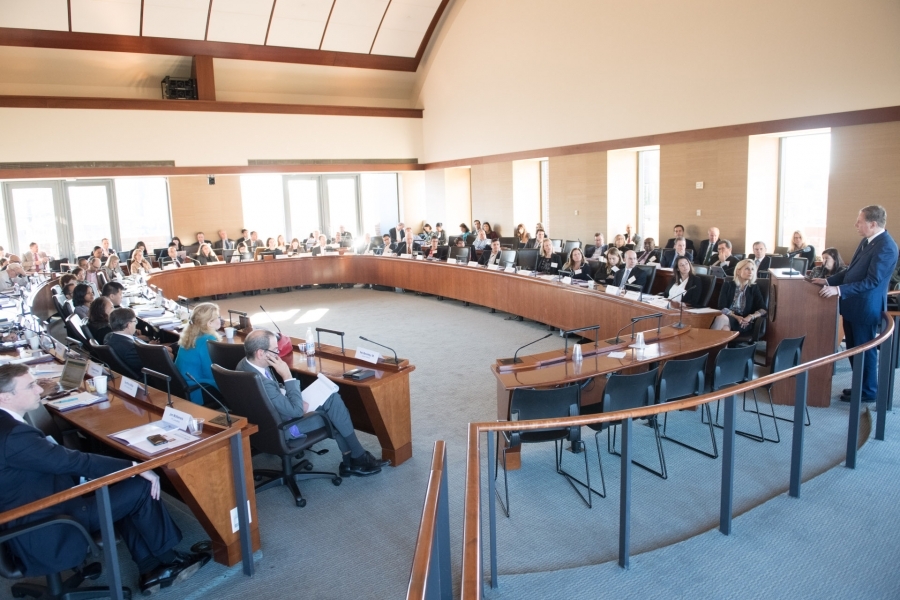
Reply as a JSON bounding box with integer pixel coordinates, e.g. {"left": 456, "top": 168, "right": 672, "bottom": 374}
{"left": 140, "top": 551, "right": 211, "bottom": 595}
{"left": 359, "top": 450, "right": 391, "bottom": 469}
{"left": 340, "top": 461, "right": 380, "bottom": 477}
{"left": 842, "top": 388, "right": 852, "bottom": 396}
{"left": 839, "top": 394, "right": 876, "bottom": 403}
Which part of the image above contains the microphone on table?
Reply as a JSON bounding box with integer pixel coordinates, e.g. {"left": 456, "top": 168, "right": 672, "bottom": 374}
{"left": 359, "top": 336, "right": 399, "bottom": 365}
{"left": 614, "top": 313, "right": 664, "bottom": 343}
{"left": 623, "top": 283, "right": 644, "bottom": 302}
{"left": 186, "top": 373, "right": 233, "bottom": 427}
{"left": 668, "top": 285, "right": 697, "bottom": 330}
{"left": 497, "top": 333, "right": 553, "bottom": 365}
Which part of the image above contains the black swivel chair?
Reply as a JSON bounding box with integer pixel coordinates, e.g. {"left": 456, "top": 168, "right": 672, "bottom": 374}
{"left": 495, "top": 385, "right": 594, "bottom": 517}
{"left": 658, "top": 354, "right": 717, "bottom": 458}
{"left": 88, "top": 340, "right": 139, "bottom": 381}
{"left": 55, "top": 295, "right": 73, "bottom": 319}
{"left": 582, "top": 367, "right": 666, "bottom": 479}
{"left": 0, "top": 515, "right": 132, "bottom": 599}
{"left": 562, "top": 240, "right": 582, "bottom": 256}
{"left": 498, "top": 237, "right": 517, "bottom": 249}
{"left": 64, "top": 315, "right": 89, "bottom": 346}
{"left": 515, "top": 249, "right": 538, "bottom": 270}
{"left": 207, "top": 340, "right": 246, "bottom": 371}
{"left": 133, "top": 341, "right": 199, "bottom": 401}
{"left": 633, "top": 265, "right": 657, "bottom": 294}
{"left": 448, "top": 247, "right": 470, "bottom": 263}
{"left": 498, "top": 250, "right": 517, "bottom": 269}
{"left": 744, "top": 336, "right": 809, "bottom": 433}
{"left": 695, "top": 274, "right": 716, "bottom": 308}
{"left": 705, "top": 343, "right": 777, "bottom": 443}
{"left": 211, "top": 365, "right": 341, "bottom": 507}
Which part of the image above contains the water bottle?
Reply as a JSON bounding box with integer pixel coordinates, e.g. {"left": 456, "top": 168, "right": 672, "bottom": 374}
{"left": 305, "top": 327, "right": 315, "bottom": 355}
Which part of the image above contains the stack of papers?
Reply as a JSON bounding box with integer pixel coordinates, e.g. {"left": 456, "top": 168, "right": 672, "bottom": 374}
{"left": 109, "top": 421, "right": 196, "bottom": 455}
{"left": 301, "top": 373, "right": 340, "bottom": 411}
{"left": 135, "top": 307, "right": 165, "bottom": 317}
{"left": 143, "top": 314, "right": 181, "bottom": 328}
{"left": 31, "top": 362, "right": 66, "bottom": 377}
{"left": 46, "top": 391, "right": 106, "bottom": 412}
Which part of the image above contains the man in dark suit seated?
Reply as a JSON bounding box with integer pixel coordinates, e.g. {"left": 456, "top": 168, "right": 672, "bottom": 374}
{"left": 161, "top": 244, "right": 184, "bottom": 268}
{"left": 664, "top": 224, "right": 695, "bottom": 251}
{"left": 104, "top": 307, "right": 145, "bottom": 375}
{"left": 710, "top": 239, "right": 739, "bottom": 276}
{"left": 0, "top": 364, "right": 210, "bottom": 595}
{"left": 184, "top": 232, "right": 205, "bottom": 257}
{"left": 815, "top": 205, "right": 898, "bottom": 403}
{"left": 213, "top": 229, "right": 234, "bottom": 251}
{"left": 751, "top": 241, "right": 771, "bottom": 272}
{"left": 478, "top": 239, "right": 502, "bottom": 266}
{"left": 236, "top": 330, "right": 389, "bottom": 477}
{"left": 636, "top": 238, "right": 661, "bottom": 265}
{"left": 613, "top": 250, "right": 648, "bottom": 292}
{"left": 695, "top": 227, "right": 721, "bottom": 265}
{"left": 584, "top": 232, "right": 608, "bottom": 258}
{"left": 660, "top": 238, "right": 694, "bottom": 268}
{"left": 394, "top": 227, "right": 416, "bottom": 255}
{"left": 378, "top": 234, "right": 397, "bottom": 255}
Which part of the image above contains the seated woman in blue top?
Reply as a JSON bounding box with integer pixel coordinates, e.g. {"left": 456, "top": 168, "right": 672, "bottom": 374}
{"left": 174, "top": 302, "right": 222, "bottom": 404}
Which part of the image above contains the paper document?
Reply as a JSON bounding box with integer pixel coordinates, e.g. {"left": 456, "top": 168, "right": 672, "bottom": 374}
{"left": 31, "top": 362, "right": 66, "bottom": 377}
{"left": 109, "top": 421, "right": 196, "bottom": 455}
{"left": 301, "top": 373, "right": 340, "bottom": 411}
{"left": 135, "top": 307, "right": 165, "bottom": 317}
{"left": 686, "top": 307, "right": 720, "bottom": 314}
{"left": 45, "top": 391, "right": 106, "bottom": 412}
{"left": 608, "top": 351, "right": 627, "bottom": 359}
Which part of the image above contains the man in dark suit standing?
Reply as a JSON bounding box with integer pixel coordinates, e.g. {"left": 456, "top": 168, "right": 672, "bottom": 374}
{"left": 0, "top": 364, "right": 209, "bottom": 594}
{"left": 236, "top": 330, "right": 389, "bottom": 477}
{"left": 613, "top": 250, "right": 648, "bottom": 292}
{"left": 388, "top": 222, "right": 406, "bottom": 244}
{"left": 815, "top": 206, "right": 897, "bottom": 402}
{"left": 695, "top": 227, "right": 720, "bottom": 265}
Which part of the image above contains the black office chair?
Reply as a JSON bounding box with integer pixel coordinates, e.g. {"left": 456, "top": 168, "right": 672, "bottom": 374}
{"left": 498, "top": 237, "right": 517, "bottom": 249}
{"left": 705, "top": 343, "right": 776, "bottom": 443}
{"left": 695, "top": 273, "right": 716, "bottom": 308}
{"left": 498, "top": 250, "right": 517, "bottom": 269}
{"left": 25, "top": 404, "right": 83, "bottom": 450}
{"left": 211, "top": 365, "right": 341, "bottom": 507}
{"left": 791, "top": 257, "right": 808, "bottom": 273}
{"left": 515, "top": 249, "right": 538, "bottom": 270}
{"left": 745, "top": 336, "right": 809, "bottom": 433}
{"left": 551, "top": 239, "right": 563, "bottom": 253}
{"left": 88, "top": 340, "right": 139, "bottom": 381}
{"left": 582, "top": 367, "right": 666, "bottom": 479}
{"left": 562, "top": 240, "right": 581, "bottom": 256}
{"left": 660, "top": 248, "right": 675, "bottom": 267}
{"left": 133, "top": 341, "right": 199, "bottom": 401}
{"left": 658, "top": 354, "right": 717, "bottom": 458}
{"left": 495, "top": 385, "right": 593, "bottom": 517}
{"left": 448, "top": 247, "right": 469, "bottom": 263}
{"left": 0, "top": 515, "right": 132, "bottom": 599}
{"left": 55, "top": 295, "right": 73, "bottom": 319}
{"left": 96, "top": 271, "right": 108, "bottom": 289}
{"left": 64, "top": 315, "right": 89, "bottom": 346}
{"left": 207, "top": 340, "right": 246, "bottom": 371}
{"left": 633, "top": 265, "right": 656, "bottom": 294}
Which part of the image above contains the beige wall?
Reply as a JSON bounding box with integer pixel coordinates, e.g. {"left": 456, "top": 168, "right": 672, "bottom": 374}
{"left": 827, "top": 121, "right": 900, "bottom": 261}
{"left": 470, "top": 162, "right": 513, "bottom": 236}
{"left": 418, "top": 0, "right": 900, "bottom": 163}
{"left": 547, "top": 152, "right": 607, "bottom": 243}
{"left": 168, "top": 175, "right": 244, "bottom": 244}
{"left": 0, "top": 108, "right": 423, "bottom": 167}
{"left": 659, "top": 137, "right": 750, "bottom": 253}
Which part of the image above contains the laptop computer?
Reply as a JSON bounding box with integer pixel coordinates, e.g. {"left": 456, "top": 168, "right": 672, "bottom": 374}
{"left": 709, "top": 266, "right": 728, "bottom": 279}
{"left": 58, "top": 355, "right": 89, "bottom": 391}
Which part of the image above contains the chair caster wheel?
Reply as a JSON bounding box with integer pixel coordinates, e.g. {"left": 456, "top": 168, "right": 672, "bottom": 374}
{"left": 332, "top": 477, "right": 342, "bottom": 486}
{"left": 296, "top": 498, "right": 307, "bottom": 508}
{"left": 303, "top": 462, "right": 313, "bottom": 471}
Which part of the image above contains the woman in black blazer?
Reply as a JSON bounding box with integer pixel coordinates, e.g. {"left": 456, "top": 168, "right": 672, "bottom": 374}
{"left": 562, "top": 247, "right": 592, "bottom": 281}
{"left": 535, "top": 238, "right": 559, "bottom": 275}
{"left": 712, "top": 259, "right": 767, "bottom": 331}
{"left": 662, "top": 256, "right": 702, "bottom": 306}
{"left": 593, "top": 248, "right": 623, "bottom": 286}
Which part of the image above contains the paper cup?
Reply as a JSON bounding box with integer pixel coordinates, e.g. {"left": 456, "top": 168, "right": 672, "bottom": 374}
{"left": 224, "top": 327, "right": 235, "bottom": 339}
{"left": 93, "top": 376, "right": 108, "bottom": 394}
{"left": 29, "top": 337, "right": 41, "bottom": 350}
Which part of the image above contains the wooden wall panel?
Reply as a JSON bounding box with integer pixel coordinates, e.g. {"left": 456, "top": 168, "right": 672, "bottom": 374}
{"left": 470, "top": 162, "right": 513, "bottom": 236}
{"left": 659, "top": 137, "right": 750, "bottom": 253}
{"left": 827, "top": 121, "right": 900, "bottom": 261}
{"left": 547, "top": 152, "right": 607, "bottom": 242}
{"left": 168, "top": 175, "right": 244, "bottom": 244}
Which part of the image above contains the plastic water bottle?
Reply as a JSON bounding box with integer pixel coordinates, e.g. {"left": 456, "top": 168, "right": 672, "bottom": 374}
{"left": 305, "top": 327, "right": 315, "bottom": 355}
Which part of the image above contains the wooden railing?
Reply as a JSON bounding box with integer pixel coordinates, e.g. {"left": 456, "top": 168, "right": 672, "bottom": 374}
{"left": 0, "top": 425, "right": 252, "bottom": 600}
{"left": 460, "top": 312, "right": 897, "bottom": 598}
{"left": 406, "top": 441, "right": 452, "bottom": 600}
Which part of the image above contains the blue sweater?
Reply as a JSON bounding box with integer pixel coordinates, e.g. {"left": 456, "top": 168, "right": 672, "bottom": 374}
{"left": 174, "top": 333, "right": 218, "bottom": 404}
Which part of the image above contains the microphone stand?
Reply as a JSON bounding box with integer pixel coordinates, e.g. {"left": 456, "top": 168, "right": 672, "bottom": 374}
{"left": 668, "top": 285, "right": 696, "bottom": 329}
{"left": 141, "top": 367, "right": 172, "bottom": 407}
{"left": 498, "top": 333, "right": 553, "bottom": 365}
{"left": 359, "top": 336, "right": 399, "bottom": 365}
{"left": 185, "top": 373, "right": 233, "bottom": 427}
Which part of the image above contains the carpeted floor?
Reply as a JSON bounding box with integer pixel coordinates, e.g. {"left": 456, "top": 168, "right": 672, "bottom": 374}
{"left": 5, "top": 286, "right": 897, "bottom": 600}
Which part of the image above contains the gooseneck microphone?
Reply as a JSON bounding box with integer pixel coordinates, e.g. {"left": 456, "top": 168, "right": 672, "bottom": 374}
{"left": 185, "top": 373, "right": 233, "bottom": 427}
{"left": 614, "top": 312, "right": 664, "bottom": 343}
{"left": 669, "top": 285, "right": 697, "bottom": 330}
{"left": 358, "top": 336, "right": 399, "bottom": 365}
{"left": 498, "top": 333, "right": 553, "bottom": 365}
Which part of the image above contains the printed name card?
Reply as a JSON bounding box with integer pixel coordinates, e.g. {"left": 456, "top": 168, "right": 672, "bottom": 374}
{"left": 487, "top": 264, "right": 500, "bottom": 271}
{"left": 162, "top": 406, "right": 192, "bottom": 431}
{"left": 119, "top": 377, "right": 141, "bottom": 398}
{"left": 605, "top": 285, "right": 620, "bottom": 295}
{"left": 467, "top": 261, "right": 479, "bottom": 267}
{"left": 415, "top": 255, "right": 424, "bottom": 260}
{"left": 624, "top": 290, "right": 642, "bottom": 301}
{"left": 401, "top": 253, "right": 413, "bottom": 259}
{"left": 87, "top": 361, "right": 104, "bottom": 378}
{"left": 562, "top": 276, "right": 572, "bottom": 284}
{"left": 504, "top": 266, "right": 516, "bottom": 273}
{"left": 355, "top": 347, "right": 381, "bottom": 364}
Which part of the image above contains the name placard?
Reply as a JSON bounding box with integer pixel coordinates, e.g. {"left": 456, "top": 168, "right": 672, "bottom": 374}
{"left": 119, "top": 377, "right": 141, "bottom": 398}
{"left": 87, "top": 361, "right": 104, "bottom": 378}
{"left": 467, "top": 261, "right": 479, "bottom": 267}
{"left": 504, "top": 266, "right": 516, "bottom": 273}
{"left": 355, "top": 347, "right": 381, "bottom": 364}
{"left": 162, "top": 406, "right": 192, "bottom": 431}
{"left": 487, "top": 264, "right": 500, "bottom": 271}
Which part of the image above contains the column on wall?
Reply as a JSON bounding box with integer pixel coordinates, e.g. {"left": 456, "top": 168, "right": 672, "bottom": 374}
{"left": 169, "top": 175, "right": 244, "bottom": 241}
{"left": 470, "top": 162, "right": 513, "bottom": 236}
{"left": 548, "top": 152, "right": 607, "bottom": 242}
{"left": 607, "top": 149, "right": 638, "bottom": 243}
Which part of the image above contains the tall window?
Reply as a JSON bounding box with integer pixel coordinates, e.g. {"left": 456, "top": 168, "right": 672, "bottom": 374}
{"left": 7, "top": 184, "right": 60, "bottom": 258}
{"left": 638, "top": 149, "right": 660, "bottom": 245}
{"left": 325, "top": 177, "right": 360, "bottom": 238}
{"left": 66, "top": 182, "right": 113, "bottom": 256}
{"left": 779, "top": 133, "right": 831, "bottom": 256}
{"left": 286, "top": 178, "right": 320, "bottom": 242}
{"left": 360, "top": 173, "right": 399, "bottom": 237}
{"left": 240, "top": 175, "right": 286, "bottom": 243}
{"left": 115, "top": 178, "right": 172, "bottom": 253}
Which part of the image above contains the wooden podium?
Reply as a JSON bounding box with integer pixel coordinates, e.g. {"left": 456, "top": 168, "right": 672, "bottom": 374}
{"left": 766, "top": 270, "right": 839, "bottom": 407}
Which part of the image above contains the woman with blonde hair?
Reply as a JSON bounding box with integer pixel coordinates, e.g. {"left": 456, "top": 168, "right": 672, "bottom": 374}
{"left": 788, "top": 230, "right": 816, "bottom": 270}
{"left": 103, "top": 254, "right": 125, "bottom": 280}
{"left": 174, "top": 302, "right": 222, "bottom": 404}
{"left": 535, "top": 237, "right": 558, "bottom": 275}
{"left": 712, "top": 259, "right": 767, "bottom": 331}
{"left": 129, "top": 248, "right": 151, "bottom": 275}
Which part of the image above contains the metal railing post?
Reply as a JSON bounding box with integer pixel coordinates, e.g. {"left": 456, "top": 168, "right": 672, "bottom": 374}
{"left": 229, "top": 433, "right": 254, "bottom": 576}
{"left": 486, "top": 431, "right": 498, "bottom": 589}
{"left": 846, "top": 351, "right": 864, "bottom": 469}
{"left": 96, "top": 485, "right": 126, "bottom": 600}
{"left": 789, "top": 372, "right": 808, "bottom": 498}
{"left": 618, "top": 418, "right": 632, "bottom": 569}
{"left": 719, "top": 395, "right": 736, "bottom": 535}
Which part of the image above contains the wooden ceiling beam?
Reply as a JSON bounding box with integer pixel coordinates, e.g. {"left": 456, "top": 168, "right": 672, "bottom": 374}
{"left": 0, "top": 26, "right": 418, "bottom": 72}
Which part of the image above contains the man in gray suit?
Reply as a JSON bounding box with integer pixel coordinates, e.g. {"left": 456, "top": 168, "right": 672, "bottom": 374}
{"left": 236, "top": 330, "right": 389, "bottom": 477}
